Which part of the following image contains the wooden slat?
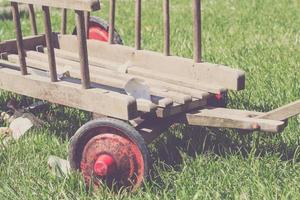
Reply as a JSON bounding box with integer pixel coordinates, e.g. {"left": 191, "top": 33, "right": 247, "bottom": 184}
{"left": 135, "top": 0, "right": 142, "bottom": 50}
{"left": 0, "top": 60, "right": 137, "bottom": 120}
{"left": 193, "top": 0, "right": 201, "bottom": 62}
{"left": 256, "top": 100, "right": 300, "bottom": 121}
{"left": 108, "top": 0, "right": 116, "bottom": 44}
{"left": 127, "top": 66, "right": 226, "bottom": 94}
{"left": 41, "top": 48, "right": 207, "bottom": 102}
{"left": 9, "top": 0, "right": 100, "bottom": 12}
{"left": 11, "top": 2, "right": 27, "bottom": 75}
{"left": 42, "top": 6, "right": 57, "bottom": 82}
{"left": 156, "top": 98, "right": 206, "bottom": 118}
{"left": 0, "top": 34, "right": 47, "bottom": 54}
{"left": 185, "top": 109, "right": 286, "bottom": 133}
{"left": 61, "top": 9, "right": 67, "bottom": 34}
{"left": 8, "top": 52, "right": 201, "bottom": 117}
{"left": 28, "top": 4, "right": 38, "bottom": 35}
{"left": 163, "top": 0, "right": 170, "bottom": 56}
{"left": 75, "top": 10, "right": 90, "bottom": 89}
{"left": 8, "top": 53, "right": 159, "bottom": 113}
{"left": 58, "top": 35, "right": 245, "bottom": 91}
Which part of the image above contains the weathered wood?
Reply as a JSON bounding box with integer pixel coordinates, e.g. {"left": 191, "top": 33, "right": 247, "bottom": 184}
{"left": 0, "top": 60, "right": 138, "bottom": 120}
{"left": 185, "top": 108, "right": 286, "bottom": 132}
{"left": 152, "top": 97, "right": 173, "bottom": 108}
{"left": 9, "top": 0, "right": 100, "bottom": 12}
{"left": 135, "top": 0, "right": 142, "bottom": 50}
{"left": 257, "top": 100, "right": 300, "bottom": 121}
{"left": 61, "top": 9, "right": 67, "bottom": 34}
{"left": 108, "top": 0, "right": 115, "bottom": 44}
{"left": 58, "top": 35, "right": 245, "bottom": 91}
{"left": 156, "top": 98, "right": 206, "bottom": 118}
{"left": 8, "top": 53, "right": 162, "bottom": 113}
{"left": 42, "top": 6, "right": 58, "bottom": 82}
{"left": 137, "top": 117, "right": 175, "bottom": 143}
{"left": 0, "top": 34, "right": 48, "bottom": 54}
{"left": 127, "top": 66, "right": 226, "bottom": 94}
{"left": 163, "top": 0, "right": 170, "bottom": 56}
{"left": 11, "top": 2, "right": 27, "bottom": 75}
{"left": 136, "top": 99, "right": 157, "bottom": 113}
{"left": 193, "top": 0, "right": 201, "bottom": 62}
{"left": 41, "top": 48, "right": 210, "bottom": 101}
{"left": 75, "top": 10, "right": 90, "bottom": 89}
{"left": 28, "top": 4, "right": 38, "bottom": 35}
{"left": 84, "top": 11, "right": 90, "bottom": 39}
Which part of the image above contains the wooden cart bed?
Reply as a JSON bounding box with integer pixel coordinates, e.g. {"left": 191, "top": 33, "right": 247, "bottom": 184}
{"left": 0, "top": 33, "right": 244, "bottom": 120}
{"left": 1, "top": 0, "right": 299, "bottom": 137}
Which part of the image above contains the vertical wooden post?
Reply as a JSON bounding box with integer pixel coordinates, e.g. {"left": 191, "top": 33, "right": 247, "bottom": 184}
{"left": 135, "top": 0, "right": 141, "bottom": 50}
{"left": 163, "top": 0, "right": 170, "bottom": 56}
{"left": 11, "top": 2, "right": 27, "bottom": 75}
{"left": 61, "top": 9, "right": 67, "bottom": 34}
{"left": 28, "top": 4, "right": 38, "bottom": 35}
{"left": 108, "top": 0, "right": 116, "bottom": 44}
{"left": 42, "top": 6, "right": 58, "bottom": 82}
{"left": 193, "top": 0, "right": 202, "bottom": 63}
{"left": 84, "top": 11, "right": 90, "bottom": 39}
{"left": 75, "top": 10, "right": 90, "bottom": 89}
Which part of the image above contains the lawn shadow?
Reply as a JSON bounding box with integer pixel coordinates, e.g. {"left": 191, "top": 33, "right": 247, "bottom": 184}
{"left": 149, "top": 123, "right": 300, "bottom": 168}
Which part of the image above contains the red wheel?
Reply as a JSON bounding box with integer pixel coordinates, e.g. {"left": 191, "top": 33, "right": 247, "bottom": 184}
{"left": 73, "top": 16, "right": 123, "bottom": 44}
{"left": 68, "top": 118, "right": 149, "bottom": 191}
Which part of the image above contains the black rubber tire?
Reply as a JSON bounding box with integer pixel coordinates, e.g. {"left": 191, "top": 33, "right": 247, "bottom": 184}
{"left": 72, "top": 16, "right": 123, "bottom": 45}
{"left": 68, "top": 118, "right": 149, "bottom": 185}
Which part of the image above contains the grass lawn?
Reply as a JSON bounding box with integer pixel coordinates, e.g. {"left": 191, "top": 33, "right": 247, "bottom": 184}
{"left": 0, "top": 0, "right": 300, "bottom": 199}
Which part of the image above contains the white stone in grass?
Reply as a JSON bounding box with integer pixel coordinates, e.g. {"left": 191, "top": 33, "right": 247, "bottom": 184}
{"left": 9, "top": 116, "right": 33, "bottom": 140}
{"left": 48, "top": 156, "right": 71, "bottom": 177}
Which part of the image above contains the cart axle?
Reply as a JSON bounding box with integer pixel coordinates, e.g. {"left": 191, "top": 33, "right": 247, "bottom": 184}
{"left": 94, "top": 154, "right": 115, "bottom": 177}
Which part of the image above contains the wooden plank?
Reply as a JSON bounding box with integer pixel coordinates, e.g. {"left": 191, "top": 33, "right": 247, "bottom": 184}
{"left": 0, "top": 34, "right": 48, "bottom": 54}
{"left": 156, "top": 98, "right": 206, "bottom": 118}
{"left": 42, "top": 6, "right": 58, "bottom": 82}
{"left": 75, "top": 10, "right": 90, "bottom": 89}
{"left": 0, "top": 60, "right": 138, "bottom": 120}
{"left": 256, "top": 100, "right": 300, "bottom": 121}
{"left": 185, "top": 109, "right": 286, "bottom": 133}
{"left": 7, "top": 54, "right": 157, "bottom": 113}
{"left": 40, "top": 48, "right": 205, "bottom": 102}
{"left": 58, "top": 35, "right": 245, "bottom": 91}
{"left": 11, "top": 2, "right": 27, "bottom": 75}
{"left": 127, "top": 66, "right": 226, "bottom": 94}
{"left": 136, "top": 99, "right": 157, "bottom": 113}
{"left": 9, "top": 0, "right": 100, "bottom": 12}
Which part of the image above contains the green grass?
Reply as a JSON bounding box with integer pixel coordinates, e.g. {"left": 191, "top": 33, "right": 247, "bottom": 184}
{"left": 0, "top": 0, "right": 300, "bottom": 199}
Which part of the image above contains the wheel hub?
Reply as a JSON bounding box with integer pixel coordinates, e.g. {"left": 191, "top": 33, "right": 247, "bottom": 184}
{"left": 80, "top": 132, "right": 145, "bottom": 190}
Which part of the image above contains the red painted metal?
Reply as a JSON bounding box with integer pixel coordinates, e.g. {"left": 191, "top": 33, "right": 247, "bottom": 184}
{"left": 88, "top": 24, "right": 109, "bottom": 42}
{"left": 93, "top": 154, "right": 115, "bottom": 177}
{"left": 80, "top": 131, "right": 145, "bottom": 190}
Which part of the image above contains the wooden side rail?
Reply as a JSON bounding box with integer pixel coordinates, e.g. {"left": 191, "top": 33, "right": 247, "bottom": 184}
{"left": 9, "top": 0, "right": 101, "bottom": 88}
{"left": 10, "top": 0, "right": 100, "bottom": 11}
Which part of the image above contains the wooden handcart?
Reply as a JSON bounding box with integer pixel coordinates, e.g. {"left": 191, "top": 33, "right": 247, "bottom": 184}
{"left": 0, "top": 0, "right": 299, "bottom": 191}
